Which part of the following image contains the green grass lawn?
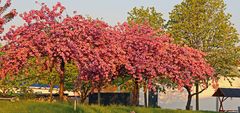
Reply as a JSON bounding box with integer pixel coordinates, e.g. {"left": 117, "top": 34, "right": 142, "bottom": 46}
{"left": 0, "top": 100, "right": 217, "bottom": 113}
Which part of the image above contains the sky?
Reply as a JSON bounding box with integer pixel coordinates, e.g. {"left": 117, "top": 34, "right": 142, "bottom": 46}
{"left": 6, "top": 0, "right": 240, "bottom": 34}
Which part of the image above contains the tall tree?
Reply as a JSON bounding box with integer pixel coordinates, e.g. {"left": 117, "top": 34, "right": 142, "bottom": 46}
{"left": 0, "top": 2, "right": 125, "bottom": 101}
{"left": 127, "top": 7, "right": 165, "bottom": 106}
{"left": 115, "top": 23, "right": 215, "bottom": 106}
{"left": 167, "top": 0, "right": 240, "bottom": 110}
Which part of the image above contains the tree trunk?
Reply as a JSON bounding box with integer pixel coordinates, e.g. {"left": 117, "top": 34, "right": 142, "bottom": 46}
{"left": 186, "top": 94, "right": 193, "bottom": 110}
{"left": 185, "top": 84, "right": 207, "bottom": 110}
{"left": 144, "top": 91, "right": 147, "bottom": 107}
{"left": 59, "top": 74, "right": 64, "bottom": 101}
{"left": 185, "top": 86, "right": 192, "bottom": 110}
{"left": 97, "top": 88, "right": 101, "bottom": 105}
{"left": 196, "top": 83, "right": 199, "bottom": 110}
{"left": 59, "top": 59, "right": 65, "bottom": 101}
{"left": 131, "top": 81, "right": 139, "bottom": 106}
{"left": 77, "top": 83, "right": 92, "bottom": 104}
{"left": 144, "top": 85, "right": 147, "bottom": 107}
{"left": 79, "top": 91, "right": 91, "bottom": 104}
{"left": 49, "top": 81, "right": 53, "bottom": 102}
{"left": 80, "top": 96, "right": 87, "bottom": 103}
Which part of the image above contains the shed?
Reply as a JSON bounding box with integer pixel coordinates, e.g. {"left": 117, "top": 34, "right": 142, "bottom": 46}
{"left": 212, "top": 88, "right": 240, "bottom": 112}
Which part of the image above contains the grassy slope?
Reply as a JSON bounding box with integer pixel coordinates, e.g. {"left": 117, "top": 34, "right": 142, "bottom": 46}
{"left": 0, "top": 101, "right": 217, "bottom": 113}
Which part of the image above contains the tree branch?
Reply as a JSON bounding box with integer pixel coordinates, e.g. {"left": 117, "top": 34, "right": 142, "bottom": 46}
{"left": 191, "top": 84, "right": 208, "bottom": 96}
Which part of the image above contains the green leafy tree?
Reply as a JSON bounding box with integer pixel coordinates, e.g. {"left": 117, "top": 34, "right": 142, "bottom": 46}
{"left": 65, "top": 62, "right": 78, "bottom": 92}
{"left": 127, "top": 6, "right": 164, "bottom": 30}
{"left": 0, "top": 75, "right": 16, "bottom": 97}
{"left": 0, "top": 57, "right": 41, "bottom": 98}
{"left": 38, "top": 67, "right": 59, "bottom": 101}
{"left": 15, "top": 57, "right": 59, "bottom": 100}
{"left": 167, "top": 0, "right": 240, "bottom": 110}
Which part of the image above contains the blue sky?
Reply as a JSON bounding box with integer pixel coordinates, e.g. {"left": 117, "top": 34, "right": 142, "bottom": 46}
{"left": 6, "top": 0, "right": 240, "bottom": 33}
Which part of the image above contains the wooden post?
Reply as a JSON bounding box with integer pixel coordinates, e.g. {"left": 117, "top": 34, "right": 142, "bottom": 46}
{"left": 196, "top": 83, "right": 199, "bottom": 110}
{"left": 97, "top": 88, "right": 101, "bottom": 105}
{"left": 74, "top": 99, "right": 77, "bottom": 111}
{"left": 218, "top": 97, "right": 228, "bottom": 112}
{"left": 216, "top": 97, "right": 218, "bottom": 112}
{"left": 74, "top": 92, "right": 77, "bottom": 111}
{"left": 147, "top": 88, "right": 149, "bottom": 107}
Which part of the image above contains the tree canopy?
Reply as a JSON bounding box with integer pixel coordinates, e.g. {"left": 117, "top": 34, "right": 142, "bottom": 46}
{"left": 127, "top": 6, "right": 164, "bottom": 30}
{"left": 168, "top": 0, "right": 240, "bottom": 78}
{"left": 0, "top": 2, "right": 125, "bottom": 100}
{"left": 115, "top": 23, "right": 215, "bottom": 89}
{"left": 0, "top": 2, "right": 216, "bottom": 103}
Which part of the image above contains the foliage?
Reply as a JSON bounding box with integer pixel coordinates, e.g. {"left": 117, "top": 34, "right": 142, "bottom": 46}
{"left": 0, "top": 2, "right": 216, "bottom": 104}
{"left": 167, "top": 0, "right": 240, "bottom": 79}
{"left": 127, "top": 6, "right": 164, "bottom": 30}
{"left": 0, "top": 2, "right": 126, "bottom": 100}
{"left": 0, "top": 57, "right": 49, "bottom": 98}
{"left": 111, "top": 74, "right": 132, "bottom": 91}
{"left": 0, "top": 1, "right": 124, "bottom": 82}
{"left": 0, "top": 0, "right": 17, "bottom": 34}
{"left": 64, "top": 62, "right": 78, "bottom": 91}
{"left": 0, "top": 74, "right": 16, "bottom": 97}
{"left": 167, "top": 0, "right": 240, "bottom": 109}
{"left": 115, "top": 23, "right": 215, "bottom": 90}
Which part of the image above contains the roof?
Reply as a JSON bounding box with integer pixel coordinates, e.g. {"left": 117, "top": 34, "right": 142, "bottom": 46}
{"left": 212, "top": 88, "right": 240, "bottom": 98}
{"left": 30, "top": 84, "right": 59, "bottom": 88}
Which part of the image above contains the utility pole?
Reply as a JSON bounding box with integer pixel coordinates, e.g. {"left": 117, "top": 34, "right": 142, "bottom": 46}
{"left": 216, "top": 97, "right": 219, "bottom": 112}
{"left": 196, "top": 83, "right": 199, "bottom": 110}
